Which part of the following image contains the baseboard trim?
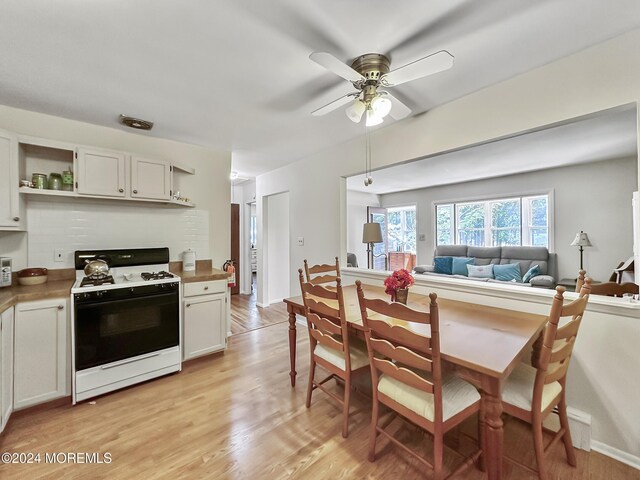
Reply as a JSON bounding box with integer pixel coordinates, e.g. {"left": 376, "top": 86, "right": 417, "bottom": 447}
{"left": 268, "top": 298, "right": 284, "bottom": 305}
{"left": 256, "top": 302, "right": 268, "bottom": 308}
{"left": 567, "top": 406, "right": 591, "bottom": 451}
{"left": 591, "top": 440, "right": 640, "bottom": 470}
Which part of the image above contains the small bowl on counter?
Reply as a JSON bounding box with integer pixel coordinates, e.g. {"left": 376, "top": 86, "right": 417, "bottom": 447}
{"left": 18, "top": 268, "right": 48, "bottom": 286}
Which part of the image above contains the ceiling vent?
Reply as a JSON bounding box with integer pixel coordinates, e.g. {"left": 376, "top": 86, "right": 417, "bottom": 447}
{"left": 119, "top": 114, "right": 154, "bottom": 130}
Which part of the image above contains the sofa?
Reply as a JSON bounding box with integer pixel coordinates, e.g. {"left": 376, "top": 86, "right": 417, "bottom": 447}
{"left": 413, "top": 245, "right": 557, "bottom": 288}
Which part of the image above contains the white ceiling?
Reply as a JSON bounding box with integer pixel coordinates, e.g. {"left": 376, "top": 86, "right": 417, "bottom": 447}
{"left": 346, "top": 106, "right": 638, "bottom": 194}
{"left": 1, "top": 1, "right": 640, "bottom": 178}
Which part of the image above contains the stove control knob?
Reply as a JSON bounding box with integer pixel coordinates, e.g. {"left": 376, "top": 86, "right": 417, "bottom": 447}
{"left": 95, "top": 291, "right": 103, "bottom": 298}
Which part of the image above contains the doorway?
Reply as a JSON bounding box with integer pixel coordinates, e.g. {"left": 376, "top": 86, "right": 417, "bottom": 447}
{"left": 262, "top": 191, "right": 290, "bottom": 305}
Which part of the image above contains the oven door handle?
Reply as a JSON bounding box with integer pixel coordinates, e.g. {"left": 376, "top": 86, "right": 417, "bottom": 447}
{"left": 100, "top": 351, "right": 161, "bottom": 369}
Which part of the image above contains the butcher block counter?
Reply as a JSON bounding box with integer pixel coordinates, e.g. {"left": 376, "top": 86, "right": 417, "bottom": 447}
{"left": 169, "top": 260, "right": 229, "bottom": 284}
{"left": 0, "top": 269, "right": 75, "bottom": 313}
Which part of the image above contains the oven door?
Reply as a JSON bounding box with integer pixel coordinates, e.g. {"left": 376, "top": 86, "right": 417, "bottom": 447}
{"left": 74, "top": 284, "right": 179, "bottom": 371}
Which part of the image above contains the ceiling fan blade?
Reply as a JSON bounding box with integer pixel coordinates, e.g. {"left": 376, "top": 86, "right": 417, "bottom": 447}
{"left": 382, "top": 92, "right": 412, "bottom": 120}
{"left": 309, "top": 52, "right": 365, "bottom": 83}
{"left": 382, "top": 50, "right": 454, "bottom": 87}
{"left": 311, "top": 92, "right": 357, "bottom": 116}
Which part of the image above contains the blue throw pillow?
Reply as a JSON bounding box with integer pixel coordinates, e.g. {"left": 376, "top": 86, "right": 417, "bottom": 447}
{"left": 452, "top": 257, "right": 474, "bottom": 276}
{"left": 523, "top": 264, "right": 540, "bottom": 283}
{"left": 467, "top": 264, "right": 494, "bottom": 278}
{"left": 433, "top": 256, "right": 453, "bottom": 275}
{"left": 494, "top": 263, "right": 523, "bottom": 283}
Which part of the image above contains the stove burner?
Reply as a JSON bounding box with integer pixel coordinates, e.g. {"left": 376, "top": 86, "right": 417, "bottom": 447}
{"left": 80, "top": 275, "right": 115, "bottom": 287}
{"left": 141, "top": 271, "right": 174, "bottom": 281}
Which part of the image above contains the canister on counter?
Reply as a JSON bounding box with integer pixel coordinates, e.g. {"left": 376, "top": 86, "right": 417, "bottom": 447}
{"left": 182, "top": 249, "right": 196, "bottom": 272}
{"left": 32, "top": 173, "right": 47, "bottom": 189}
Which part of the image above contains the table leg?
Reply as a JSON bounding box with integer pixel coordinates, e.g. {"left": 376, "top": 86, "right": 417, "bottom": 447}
{"left": 288, "top": 307, "right": 297, "bottom": 387}
{"left": 482, "top": 379, "right": 504, "bottom": 480}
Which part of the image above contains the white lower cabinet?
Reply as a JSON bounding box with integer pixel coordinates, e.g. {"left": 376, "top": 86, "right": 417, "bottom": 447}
{"left": 14, "top": 299, "right": 68, "bottom": 410}
{"left": 1, "top": 307, "right": 14, "bottom": 433}
{"left": 183, "top": 280, "right": 227, "bottom": 360}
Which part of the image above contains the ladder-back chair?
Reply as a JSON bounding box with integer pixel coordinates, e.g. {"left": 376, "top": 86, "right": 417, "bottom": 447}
{"left": 502, "top": 279, "right": 592, "bottom": 480}
{"left": 298, "top": 270, "right": 369, "bottom": 438}
{"left": 355, "top": 280, "right": 482, "bottom": 480}
{"left": 303, "top": 257, "right": 340, "bottom": 285}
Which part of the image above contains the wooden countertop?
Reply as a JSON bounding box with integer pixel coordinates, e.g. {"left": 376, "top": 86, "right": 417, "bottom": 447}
{"left": 0, "top": 260, "right": 229, "bottom": 312}
{"left": 169, "top": 260, "right": 229, "bottom": 284}
{"left": 0, "top": 279, "right": 75, "bottom": 313}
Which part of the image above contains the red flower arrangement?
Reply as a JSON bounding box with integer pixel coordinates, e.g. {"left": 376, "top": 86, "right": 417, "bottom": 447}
{"left": 384, "top": 269, "right": 415, "bottom": 301}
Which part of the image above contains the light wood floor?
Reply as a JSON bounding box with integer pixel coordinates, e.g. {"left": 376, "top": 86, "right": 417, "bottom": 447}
{"left": 230, "top": 274, "right": 288, "bottom": 335}
{"left": 0, "top": 322, "right": 636, "bottom": 479}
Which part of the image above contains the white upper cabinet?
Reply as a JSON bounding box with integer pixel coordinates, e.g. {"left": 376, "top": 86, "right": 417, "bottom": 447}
{"left": 131, "top": 156, "right": 171, "bottom": 200}
{"left": 0, "top": 129, "right": 21, "bottom": 228}
{"left": 76, "top": 147, "right": 126, "bottom": 197}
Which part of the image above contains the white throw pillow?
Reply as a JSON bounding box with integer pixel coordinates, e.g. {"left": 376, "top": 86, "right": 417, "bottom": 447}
{"left": 467, "top": 264, "right": 494, "bottom": 279}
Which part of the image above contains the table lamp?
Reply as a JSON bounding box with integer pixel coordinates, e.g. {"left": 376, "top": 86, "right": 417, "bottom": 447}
{"left": 570, "top": 230, "right": 592, "bottom": 271}
{"left": 362, "top": 222, "right": 386, "bottom": 269}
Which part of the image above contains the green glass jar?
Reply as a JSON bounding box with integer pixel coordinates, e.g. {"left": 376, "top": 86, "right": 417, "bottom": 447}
{"left": 62, "top": 170, "right": 74, "bottom": 191}
{"left": 48, "top": 173, "right": 63, "bottom": 190}
{"left": 32, "top": 173, "right": 47, "bottom": 189}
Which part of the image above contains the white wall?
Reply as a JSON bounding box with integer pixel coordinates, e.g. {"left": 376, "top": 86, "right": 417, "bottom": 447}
{"left": 379, "top": 157, "right": 637, "bottom": 281}
{"left": 0, "top": 105, "right": 231, "bottom": 269}
{"left": 256, "top": 30, "right": 640, "bottom": 459}
{"left": 265, "top": 191, "right": 290, "bottom": 304}
{"left": 346, "top": 190, "right": 380, "bottom": 268}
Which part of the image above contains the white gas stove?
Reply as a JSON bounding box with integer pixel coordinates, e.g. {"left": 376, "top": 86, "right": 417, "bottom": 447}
{"left": 71, "top": 248, "right": 182, "bottom": 404}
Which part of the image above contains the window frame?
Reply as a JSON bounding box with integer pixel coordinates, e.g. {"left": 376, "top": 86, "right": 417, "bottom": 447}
{"left": 434, "top": 190, "right": 554, "bottom": 251}
{"left": 386, "top": 205, "right": 417, "bottom": 254}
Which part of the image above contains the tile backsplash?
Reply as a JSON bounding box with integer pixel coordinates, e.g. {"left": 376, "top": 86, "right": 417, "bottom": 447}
{"left": 27, "top": 199, "right": 209, "bottom": 268}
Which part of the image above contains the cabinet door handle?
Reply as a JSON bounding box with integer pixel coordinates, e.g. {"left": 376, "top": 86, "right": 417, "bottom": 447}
{"left": 133, "top": 189, "right": 138, "bottom": 194}
{"left": 58, "top": 305, "right": 64, "bottom": 310}
{"left": 13, "top": 217, "right": 19, "bottom": 221}
{"left": 118, "top": 188, "right": 124, "bottom": 193}
{"left": 204, "top": 286, "right": 209, "bottom": 290}
{"left": 186, "top": 303, "right": 191, "bottom": 307}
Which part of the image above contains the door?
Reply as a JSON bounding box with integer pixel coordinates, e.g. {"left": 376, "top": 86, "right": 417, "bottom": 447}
{"left": 0, "top": 307, "right": 14, "bottom": 432}
{"left": 74, "top": 287, "right": 179, "bottom": 371}
{"left": 131, "top": 156, "right": 171, "bottom": 200}
{"left": 230, "top": 203, "right": 240, "bottom": 295}
{"left": 14, "top": 299, "right": 67, "bottom": 409}
{"left": 368, "top": 206, "right": 388, "bottom": 270}
{"left": 183, "top": 293, "right": 226, "bottom": 360}
{"left": 76, "top": 147, "right": 126, "bottom": 197}
{"left": 0, "top": 128, "right": 19, "bottom": 227}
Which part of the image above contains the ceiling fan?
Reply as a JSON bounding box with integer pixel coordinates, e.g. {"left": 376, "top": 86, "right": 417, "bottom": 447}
{"left": 309, "top": 50, "right": 454, "bottom": 126}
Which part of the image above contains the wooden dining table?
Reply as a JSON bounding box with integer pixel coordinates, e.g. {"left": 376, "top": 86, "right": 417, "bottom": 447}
{"left": 283, "top": 283, "right": 548, "bottom": 480}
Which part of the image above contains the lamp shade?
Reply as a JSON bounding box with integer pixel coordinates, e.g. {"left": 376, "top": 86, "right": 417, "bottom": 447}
{"left": 365, "top": 108, "right": 384, "bottom": 127}
{"left": 570, "top": 231, "right": 592, "bottom": 247}
{"left": 345, "top": 99, "right": 366, "bottom": 123}
{"left": 362, "top": 222, "right": 383, "bottom": 244}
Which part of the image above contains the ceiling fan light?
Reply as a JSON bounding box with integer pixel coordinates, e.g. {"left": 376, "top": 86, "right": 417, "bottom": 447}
{"left": 371, "top": 96, "right": 392, "bottom": 118}
{"left": 345, "top": 99, "right": 366, "bottom": 123}
{"left": 366, "top": 108, "right": 384, "bottom": 127}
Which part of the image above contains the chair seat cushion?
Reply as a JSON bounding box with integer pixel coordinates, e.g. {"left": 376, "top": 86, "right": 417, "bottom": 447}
{"left": 502, "top": 362, "right": 562, "bottom": 412}
{"left": 378, "top": 374, "right": 480, "bottom": 422}
{"left": 314, "top": 338, "right": 369, "bottom": 371}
